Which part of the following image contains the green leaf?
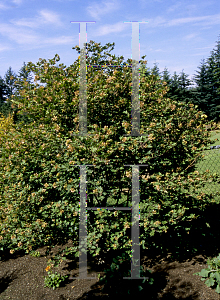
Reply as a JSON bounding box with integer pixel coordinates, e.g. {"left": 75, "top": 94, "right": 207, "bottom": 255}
{"left": 215, "top": 272, "right": 220, "bottom": 282}
{"left": 205, "top": 277, "right": 215, "bottom": 287}
{"left": 200, "top": 268, "right": 210, "bottom": 277}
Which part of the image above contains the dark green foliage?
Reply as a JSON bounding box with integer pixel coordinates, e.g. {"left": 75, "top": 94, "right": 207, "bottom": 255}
{"left": 0, "top": 67, "right": 18, "bottom": 121}
{"left": 17, "top": 62, "right": 33, "bottom": 84}
{"left": 0, "top": 40, "right": 219, "bottom": 285}
{"left": 161, "top": 67, "right": 172, "bottom": 86}
{"left": 151, "top": 62, "right": 161, "bottom": 78}
{"left": 0, "top": 75, "right": 11, "bottom": 120}
{"left": 191, "top": 37, "right": 220, "bottom": 123}
{"left": 162, "top": 69, "right": 194, "bottom": 105}
{"left": 97, "top": 252, "right": 154, "bottom": 297}
{"left": 194, "top": 253, "right": 220, "bottom": 294}
{"left": 192, "top": 59, "right": 215, "bottom": 122}
{"left": 1, "top": 63, "right": 35, "bottom": 128}
{"left": 3, "top": 66, "right": 17, "bottom": 99}
{"left": 0, "top": 76, "right": 7, "bottom": 105}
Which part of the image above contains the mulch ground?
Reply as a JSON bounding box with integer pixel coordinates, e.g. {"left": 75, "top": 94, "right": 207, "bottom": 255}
{"left": 1, "top": 202, "right": 220, "bottom": 300}
{"left": 0, "top": 239, "right": 219, "bottom": 300}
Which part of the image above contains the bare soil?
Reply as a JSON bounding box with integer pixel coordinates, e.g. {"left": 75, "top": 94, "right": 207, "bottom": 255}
{"left": 1, "top": 201, "right": 220, "bottom": 300}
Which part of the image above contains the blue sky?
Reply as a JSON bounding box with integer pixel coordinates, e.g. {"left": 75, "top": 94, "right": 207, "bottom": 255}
{"left": 0, "top": 0, "right": 220, "bottom": 87}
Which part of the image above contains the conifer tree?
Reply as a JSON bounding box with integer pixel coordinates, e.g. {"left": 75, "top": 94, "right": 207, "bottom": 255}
{"left": 177, "top": 70, "right": 194, "bottom": 104}
{"left": 0, "top": 76, "right": 7, "bottom": 105}
{"left": 151, "top": 62, "right": 161, "bottom": 78}
{"left": 161, "top": 67, "right": 172, "bottom": 86}
{"left": 192, "top": 37, "right": 220, "bottom": 124}
{"left": 208, "top": 37, "right": 220, "bottom": 122}
{"left": 192, "top": 58, "right": 214, "bottom": 119}
{"left": 167, "top": 71, "right": 180, "bottom": 101}
{"left": 0, "top": 68, "right": 18, "bottom": 119}
{"left": 212, "top": 35, "right": 220, "bottom": 95}
{"left": 13, "top": 62, "right": 34, "bottom": 127}
{"left": 4, "top": 66, "right": 17, "bottom": 99}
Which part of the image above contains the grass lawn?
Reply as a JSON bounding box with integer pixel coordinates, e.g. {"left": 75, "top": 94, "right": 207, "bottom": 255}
{"left": 190, "top": 129, "right": 220, "bottom": 203}
{"left": 99, "top": 129, "right": 220, "bottom": 208}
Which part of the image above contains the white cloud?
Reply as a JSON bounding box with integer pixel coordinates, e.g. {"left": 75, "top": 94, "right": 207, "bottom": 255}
{"left": 0, "top": 2, "right": 10, "bottom": 9}
{"left": 166, "top": 2, "right": 182, "bottom": 13}
{"left": 190, "top": 52, "right": 211, "bottom": 57}
{"left": 167, "top": 14, "right": 220, "bottom": 27}
{"left": 0, "top": 0, "right": 23, "bottom": 10}
{"left": 150, "top": 59, "right": 167, "bottom": 64}
{"left": 0, "top": 45, "right": 11, "bottom": 51}
{"left": 148, "top": 16, "right": 166, "bottom": 28}
{"left": 39, "top": 9, "right": 63, "bottom": 26}
{"left": 147, "top": 13, "right": 220, "bottom": 28}
{"left": 86, "top": 0, "right": 121, "bottom": 20}
{"left": 11, "top": 9, "right": 63, "bottom": 28}
{"left": 44, "top": 35, "right": 75, "bottom": 45}
{"left": 12, "top": 19, "right": 39, "bottom": 28}
{"left": 94, "top": 21, "right": 128, "bottom": 36}
{"left": 166, "top": 15, "right": 210, "bottom": 26}
{"left": 195, "top": 46, "right": 213, "bottom": 50}
{"left": 49, "top": 0, "right": 79, "bottom": 1}
{"left": 0, "top": 21, "right": 75, "bottom": 49}
{"left": 185, "top": 4, "right": 198, "bottom": 12}
{"left": 0, "top": 23, "right": 40, "bottom": 44}
{"left": 183, "top": 33, "right": 198, "bottom": 41}
{"left": 12, "top": 0, "right": 23, "bottom": 4}
{"left": 149, "top": 47, "right": 164, "bottom": 52}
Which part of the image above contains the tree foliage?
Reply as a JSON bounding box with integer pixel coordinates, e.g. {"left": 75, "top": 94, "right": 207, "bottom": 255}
{"left": 160, "top": 69, "right": 194, "bottom": 105}
{"left": 4, "top": 66, "right": 17, "bottom": 99}
{"left": 0, "top": 67, "right": 19, "bottom": 122}
{"left": 192, "top": 37, "right": 220, "bottom": 123}
{"left": 0, "top": 40, "right": 219, "bottom": 262}
{"left": 0, "top": 75, "right": 7, "bottom": 105}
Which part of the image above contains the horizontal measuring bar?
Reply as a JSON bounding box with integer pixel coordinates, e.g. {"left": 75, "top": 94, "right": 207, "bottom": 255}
{"left": 71, "top": 133, "right": 151, "bottom": 137}
{"left": 87, "top": 64, "right": 134, "bottom": 67}
{"left": 86, "top": 207, "right": 132, "bottom": 211}
{"left": 69, "top": 164, "right": 149, "bottom": 166}
{"left": 70, "top": 21, "right": 96, "bottom": 23}
{"left": 123, "top": 134, "right": 149, "bottom": 137}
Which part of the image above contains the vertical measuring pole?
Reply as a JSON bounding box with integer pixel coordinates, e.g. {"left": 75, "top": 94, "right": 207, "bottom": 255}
{"left": 125, "top": 21, "right": 141, "bottom": 137}
{"left": 70, "top": 20, "right": 149, "bottom": 280}
{"left": 70, "top": 21, "right": 95, "bottom": 136}
{"left": 78, "top": 165, "right": 96, "bottom": 279}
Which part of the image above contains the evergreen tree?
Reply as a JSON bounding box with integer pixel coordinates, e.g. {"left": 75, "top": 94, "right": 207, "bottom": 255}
{"left": 138, "top": 56, "right": 151, "bottom": 78}
{"left": 167, "top": 71, "right": 180, "bottom": 101}
{"left": 212, "top": 35, "right": 220, "bottom": 95}
{"left": 0, "top": 76, "right": 7, "bottom": 105}
{"left": 192, "top": 58, "right": 214, "bottom": 119}
{"left": 192, "top": 39, "right": 220, "bottom": 123}
{"left": 1, "top": 64, "right": 33, "bottom": 125}
{"left": 13, "top": 62, "right": 34, "bottom": 126}
{"left": 151, "top": 62, "right": 161, "bottom": 78}
{"left": 0, "top": 68, "right": 17, "bottom": 119}
{"left": 161, "top": 67, "right": 172, "bottom": 86}
{"left": 177, "top": 70, "right": 194, "bottom": 104}
{"left": 4, "top": 67, "right": 17, "bottom": 100}
{"left": 164, "top": 70, "right": 194, "bottom": 105}
{"left": 208, "top": 37, "right": 220, "bottom": 122}
{"left": 17, "top": 62, "right": 33, "bottom": 87}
